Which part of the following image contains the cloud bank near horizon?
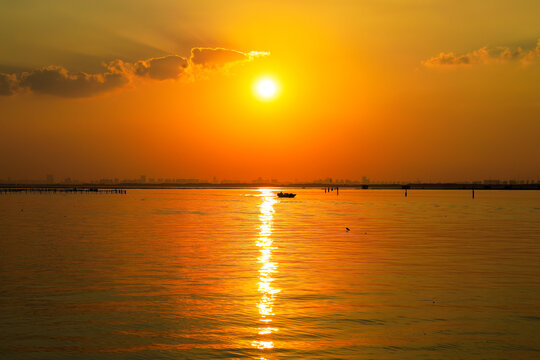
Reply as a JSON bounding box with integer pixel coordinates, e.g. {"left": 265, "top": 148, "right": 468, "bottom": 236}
{"left": 423, "top": 39, "right": 540, "bottom": 67}
{"left": 0, "top": 48, "right": 270, "bottom": 98}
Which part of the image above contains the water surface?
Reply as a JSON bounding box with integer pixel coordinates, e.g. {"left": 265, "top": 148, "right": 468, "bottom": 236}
{"left": 1, "top": 189, "right": 539, "bottom": 359}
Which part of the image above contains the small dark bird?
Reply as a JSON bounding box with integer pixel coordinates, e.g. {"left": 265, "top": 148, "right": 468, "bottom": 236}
{"left": 346, "top": 227, "right": 350, "bottom": 232}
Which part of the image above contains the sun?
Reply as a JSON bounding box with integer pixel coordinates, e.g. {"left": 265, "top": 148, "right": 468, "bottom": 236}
{"left": 257, "top": 79, "right": 276, "bottom": 98}
{"left": 255, "top": 78, "right": 278, "bottom": 100}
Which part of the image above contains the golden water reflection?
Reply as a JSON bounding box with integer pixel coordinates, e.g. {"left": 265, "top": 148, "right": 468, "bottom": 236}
{"left": 251, "top": 189, "right": 280, "bottom": 352}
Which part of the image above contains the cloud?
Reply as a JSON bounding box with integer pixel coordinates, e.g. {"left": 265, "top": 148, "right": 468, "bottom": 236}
{"left": 0, "top": 47, "right": 269, "bottom": 98}
{"left": 18, "top": 61, "right": 130, "bottom": 98}
{"left": 522, "top": 39, "right": 540, "bottom": 65}
{"left": 190, "top": 47, "right": 270, "bottom": 68}
{"left": 133, "top": 55, "right": 188, "bottom": 80}
{"left": 423, "top": 39, "right": 540, "bottom": 67}
{"left": 0, "top": 73, "right": 17, "bottom": 95}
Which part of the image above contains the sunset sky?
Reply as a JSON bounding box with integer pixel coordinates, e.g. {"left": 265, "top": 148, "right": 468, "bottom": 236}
{"left": 1, "top": 0, "right": 539, "bottom": 182}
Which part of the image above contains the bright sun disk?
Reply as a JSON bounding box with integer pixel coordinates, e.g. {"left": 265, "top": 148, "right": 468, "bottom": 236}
{"left": 256, "top": 79, "right": 277, "bottom": 99}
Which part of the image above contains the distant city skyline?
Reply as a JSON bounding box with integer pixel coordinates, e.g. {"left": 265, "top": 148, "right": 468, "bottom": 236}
{"left": 1, "top": 174, "right": 538, "bottom": 186}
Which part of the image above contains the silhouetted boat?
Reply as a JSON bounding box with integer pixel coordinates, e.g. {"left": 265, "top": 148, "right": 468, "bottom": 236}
{"left": 277, "top": 192, "right": 296, "bottom": 198}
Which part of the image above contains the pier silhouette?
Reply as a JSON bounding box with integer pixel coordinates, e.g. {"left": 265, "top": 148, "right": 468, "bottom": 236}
{"left": 0, "top": 187, "right": 126, "bottom": 195}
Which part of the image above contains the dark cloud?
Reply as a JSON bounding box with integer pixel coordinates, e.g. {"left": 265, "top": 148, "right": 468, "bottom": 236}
{"left": 423, "top": 39, "right": 540, "bottom": 67}
{"left": 190, "top": 47, "right": 269, "bottom": 68}
{"left": 1, "top": 47, "right": 269, "bottom": 98}
{"left": 523, "top": 39, "right": 540, "bottom": 65}
{"left": 19, "top": 61, "right": 129, "bottom": 98}
{"left": 0, "top": 73, "right": 17, "bottom": 96}
{"left": 133, "top": 55, "right": 188, "bottom": 80}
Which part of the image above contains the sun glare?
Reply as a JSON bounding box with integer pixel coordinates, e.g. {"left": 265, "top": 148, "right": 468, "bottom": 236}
{"left": 255, "top": 78, "right": 278, "bottom": 100}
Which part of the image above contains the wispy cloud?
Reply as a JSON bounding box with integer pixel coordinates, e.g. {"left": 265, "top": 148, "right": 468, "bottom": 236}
{"left": 0, "top": 47, "right": 270, "bottom": 98}
{"left": 422, "top": 39, "right": 540, "bottom": 67}
{"left": 190, "top": 48, "right": 270, "bottom": 68}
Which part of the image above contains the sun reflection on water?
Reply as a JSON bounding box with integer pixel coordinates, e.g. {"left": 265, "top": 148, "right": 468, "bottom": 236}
{"left": 251, "top": 189, "right": 280, "bottom": 352}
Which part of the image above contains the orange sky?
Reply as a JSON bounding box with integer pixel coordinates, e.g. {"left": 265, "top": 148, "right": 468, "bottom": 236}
{"left": 0, "top": 1, "right": 539, "bottom": 182}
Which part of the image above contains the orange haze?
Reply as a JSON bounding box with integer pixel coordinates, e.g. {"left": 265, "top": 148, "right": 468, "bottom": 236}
{"left": 0, "top": 1, "right": 539, "bottom": 182}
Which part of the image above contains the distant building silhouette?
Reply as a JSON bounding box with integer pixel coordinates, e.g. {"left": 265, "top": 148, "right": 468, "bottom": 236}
{"left": 175, "top": 179, "right": 199, "bottom": 184}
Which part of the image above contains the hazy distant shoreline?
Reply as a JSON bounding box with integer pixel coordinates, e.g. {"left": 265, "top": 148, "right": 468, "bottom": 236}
{"left": 1, "top": 183, "right": 539, "bottom": 190}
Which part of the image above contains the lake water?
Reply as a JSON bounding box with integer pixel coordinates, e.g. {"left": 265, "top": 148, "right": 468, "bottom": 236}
{"left": 1, "top": 188, "right": 539, "bottom": 359}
